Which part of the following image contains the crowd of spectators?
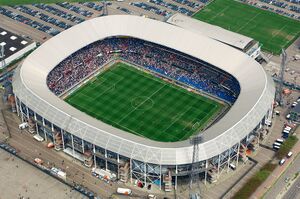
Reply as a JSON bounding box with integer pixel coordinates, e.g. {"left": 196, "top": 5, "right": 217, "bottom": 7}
{"left": 47, "top": 38, "right": 240, "bottom": 103}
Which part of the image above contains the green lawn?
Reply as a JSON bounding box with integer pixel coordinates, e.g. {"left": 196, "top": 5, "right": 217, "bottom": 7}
{"left": 193, "top": 0, "right": 300, "bottom": 55}
{"left": 0, "top": 0, "right": 103, "bottom": 6}
{"left": 233, "top": 162, "right": 277, "bottom": 199}
{"left": 276, "top": 135, "right": 298, "bottom": 159}
{"left": 65, "top": 62, "right": 223, "bottom": 142}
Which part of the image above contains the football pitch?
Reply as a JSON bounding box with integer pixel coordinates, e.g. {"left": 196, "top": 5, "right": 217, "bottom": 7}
{"left": 193, "top": 0, "right": 300, "bottom": 55}
{"left": 65, "top": 62, "right": 223, "bottom": 142}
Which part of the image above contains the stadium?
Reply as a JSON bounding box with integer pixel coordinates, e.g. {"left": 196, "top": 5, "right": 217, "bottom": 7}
{"left": 12, "top": 15, "right": 275, "bottom": 190}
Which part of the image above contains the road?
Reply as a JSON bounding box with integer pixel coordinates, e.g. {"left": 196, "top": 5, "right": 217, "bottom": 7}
{"left": 0, "top": 148, "right": 85, "bottom": 199}
{"left": 283, "top": 176, "right": 300, "bottom": 199}
{"left": 264, "top": 139, "right": 300, "bottom": 199}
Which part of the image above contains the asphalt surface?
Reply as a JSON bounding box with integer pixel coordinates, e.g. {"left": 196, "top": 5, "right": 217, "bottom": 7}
{"left": 264, "top": 150, "right": 300, "bottom": 199}
{"left": 0, "top": 148, "right": 86, "bottom": 199}
{"left": 283, "top": 176, "right": 300, "bottom": 199}
{"left": 2, "top": 109, "right": 121, "bottom": 199}
{"left": 0, "top": 0, "right": 299, "bottom": 198}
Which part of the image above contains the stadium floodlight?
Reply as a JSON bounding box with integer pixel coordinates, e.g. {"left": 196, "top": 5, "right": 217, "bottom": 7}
{"left": 276, "top": 49, "right": 287, "bottom": 106}
{"left": 189, "top": 135, "right": 202, "bottom": 198}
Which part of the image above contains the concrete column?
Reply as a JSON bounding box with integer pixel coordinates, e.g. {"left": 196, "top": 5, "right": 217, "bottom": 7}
{"left": 81, "top": 139, "right": 84, "bottom": 153}
{"left": 144, "top": 162, "right": 147, "bottom": 187}
{"left": 26, "top": 106, "right": 29, "bottom": 118}
{"left": 175, "top": 165, "right": 178, "bottom": 190}
{"left": 217, "top": 154, "right": 221, "bottom": 178}
{"left": 105, "top": 149, "right": 108, "bottom": 170}
{"left": 51, "top": 124, "right": 55, "bottom": 145}
{"left": 61, "top": 129, "right": 65, "bottom": 150}
{"left": 15, "top": 95, "right": 20, "bottom": 116}
{"left": 246, "top": 134, "right": 249, "bottom": 145}
{"left": 35, "top": 123, "right": 38, "bottom": 135}
{"left": 117, "top": 154, "right": 120, "bottom": 179}
{"left": 130, "top": 158, "right": 133, "bottom": 184}
{"left": 259, "top": 120, "right": 262, "bottom": 129}
{"left": 71, "top": 134, "right": 75, "bottom": 157}
{"left": 93, "top": 145, "right": 96, "bottom": 168}
{"left": 43, "top": 127, "right": 47, "bottom": 142}
{"left": 36, "top": 123, "right": 40, "bottom": 135}
{"left": 204, "top": 159, "right": 208, "bottom": 185}
{"left": 227, "top": 149, "right": 231, "bottom": 173}
{"left": 19, "top": 101, "right": 23, "bottom": 122}
{"left": 269, "top": 104, "right": 273, "bottom": 119}
{"left": 257, "top": 131, "right": 260, "bottom": 146}
{"left": 236, "top": 141, "right": 240, "bottom": 167}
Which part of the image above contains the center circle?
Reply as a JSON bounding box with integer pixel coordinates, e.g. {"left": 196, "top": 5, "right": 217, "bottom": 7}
{"left": 131, "top": 96, "right": 154, "bottom": 111}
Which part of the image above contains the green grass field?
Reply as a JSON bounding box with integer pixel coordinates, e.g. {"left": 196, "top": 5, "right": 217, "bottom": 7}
{"left": 0, "top": 0, "right": 103, "bottom": 6}
{"left": 193, "top": 0, "right": 300, "bottom": 55}
{"left": 65, "top": 62, "right": 223, "bottom": 142}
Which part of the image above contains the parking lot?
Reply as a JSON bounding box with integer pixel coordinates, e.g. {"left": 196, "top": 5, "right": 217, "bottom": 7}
{"left": 0, "top": 0, "right": 299, "bottom": 198}
{"left": 0, "top": 0, "right": 209, "bottom": 43}
{"left": 0, "top": 148, "right": 86, "bottom": 199}
{"left": 241, "top": 0, "right": 300, "bottom": 20}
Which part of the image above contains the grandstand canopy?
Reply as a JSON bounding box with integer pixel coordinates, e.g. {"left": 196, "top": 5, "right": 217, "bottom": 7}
{"left": 167, "top": 13, "right": 255, "bottom": 52}
{"left": 13, "top": 15, "right": 275, "bottom": 165}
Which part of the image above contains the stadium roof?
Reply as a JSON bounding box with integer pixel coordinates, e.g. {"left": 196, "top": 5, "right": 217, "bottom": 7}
{"left": 0, "top": 27, "right": 33, "bottom": 59}
{"left": 13, "top": 15, "right": 275, "bottom": 165}
{"left": 167, "top": 13, "right": 254, "bottom": 51}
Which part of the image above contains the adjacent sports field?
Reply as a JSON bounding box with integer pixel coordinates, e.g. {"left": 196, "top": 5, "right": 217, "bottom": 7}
{"left": 65, "top": 62, "right": 223, "bottom": 142}
{"left": 193, "top": 0, "right": 300, "bottom": 55}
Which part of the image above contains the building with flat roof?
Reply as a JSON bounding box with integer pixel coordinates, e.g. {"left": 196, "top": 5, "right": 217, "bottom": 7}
{"left": 0, "top": 27, "right": 36, "bottom": 69}
{"left": 167, "top": 13, "right": 265, "bottom": 61}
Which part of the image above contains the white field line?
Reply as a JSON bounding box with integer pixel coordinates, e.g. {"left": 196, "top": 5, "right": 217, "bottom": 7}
{"left": 72, "top": 74, "right": 124, "bottom": 103}
{"left": 181, "top": 104, "right": 218, "bottom": 134}
{"left": 209, "top": 6, "right": 230, "bottom": 22}
{"left": 266, "top": 24, "right": 287, "bottom": 43}
{"left": 162, "top": 106, "right": 193, "bottom": 133}
{"left": 236, "top": 12, "right": 261, "bottom": 33}
{"left": 122, "top": 61, "right": 221, "bottom": 106}
{"left": 117, "top": 84, "right": 166, "bottom": 124}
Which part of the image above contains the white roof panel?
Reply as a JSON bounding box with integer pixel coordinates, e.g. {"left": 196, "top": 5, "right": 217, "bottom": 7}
{"left": 21, "top": 40, "right": 28, "bottom": 45}
{"left": 9, "top": 47, "right": 17, "bottom": 51}
{"left": 10, "top": 35, "right": 17, "bottom": 40}
{"left": 13, "top": 15, "right": 275, "bottom": 165}
{"left": 167, "top": 13, "right": 254, "bottom": 51}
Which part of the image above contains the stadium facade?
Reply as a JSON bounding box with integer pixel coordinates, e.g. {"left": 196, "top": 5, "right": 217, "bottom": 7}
{"left": 12, "top": 15, "right": 275, "bottom": 190}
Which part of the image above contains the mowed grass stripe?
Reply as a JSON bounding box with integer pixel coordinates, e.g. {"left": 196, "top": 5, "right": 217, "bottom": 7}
{"left": 193, "top": 0, "right": 300, "bottom": 55}
{"left": 66, "top": 62, "right": 223, "bottom": 142}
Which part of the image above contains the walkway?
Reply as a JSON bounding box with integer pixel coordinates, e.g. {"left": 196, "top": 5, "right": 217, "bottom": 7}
{"left": 251, "top": 131, "right": 300, "bottom": 198}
